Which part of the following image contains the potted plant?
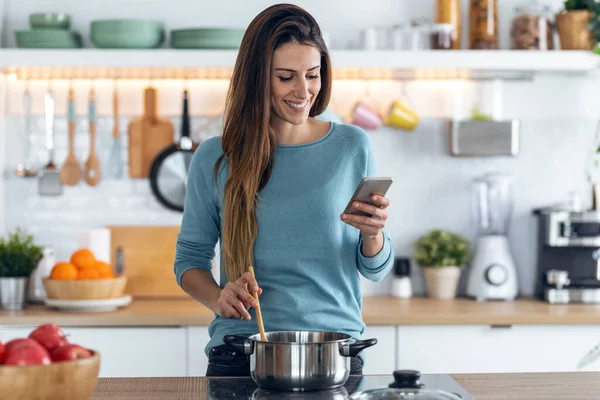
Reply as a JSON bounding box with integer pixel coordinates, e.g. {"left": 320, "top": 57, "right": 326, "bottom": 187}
{"left": 0, "top": 227, "right": 43, "bottom": 310}
{"left": 413, "top": 229, "right": 470, "bottom": 300}
{"left": 556, "top": 0, "right": 599, "bottom": 50}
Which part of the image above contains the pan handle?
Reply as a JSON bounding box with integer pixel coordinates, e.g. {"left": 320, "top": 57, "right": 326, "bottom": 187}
{"left": 223, "top": 335, "right": 255, "bottom": 355}
{"left": 339, "top": 338, "right": 378, "bottom": 358}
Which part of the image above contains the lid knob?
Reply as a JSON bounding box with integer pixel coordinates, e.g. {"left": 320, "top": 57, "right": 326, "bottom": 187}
{"left": 390, "top": 369, "right": 423, "bottom": 389}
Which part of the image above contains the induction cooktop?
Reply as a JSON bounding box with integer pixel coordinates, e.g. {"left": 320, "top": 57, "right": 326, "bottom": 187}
{"left": 207, "top": 373, "right": 475, "bottom": 400}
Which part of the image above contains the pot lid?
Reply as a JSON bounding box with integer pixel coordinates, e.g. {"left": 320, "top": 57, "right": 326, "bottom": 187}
{"left": 349, "top": 370, "right": 462, "bottom": 400}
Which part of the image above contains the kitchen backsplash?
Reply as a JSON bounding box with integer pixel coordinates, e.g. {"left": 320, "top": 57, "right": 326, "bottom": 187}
{"left": 3, "top": 75, "right": 599, "bottom": 297}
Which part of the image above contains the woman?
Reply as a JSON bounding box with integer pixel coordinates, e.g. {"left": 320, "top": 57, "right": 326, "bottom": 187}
{"left": 174, "top": 3, "right": 395, "bottom": 377}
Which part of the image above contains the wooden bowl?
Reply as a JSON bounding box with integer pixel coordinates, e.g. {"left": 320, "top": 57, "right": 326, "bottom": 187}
{"left": 0, "top": 351, "right": 100, "bottom": 400}
{"left": 43, "top": 276, "right": 127, "bottom": 300}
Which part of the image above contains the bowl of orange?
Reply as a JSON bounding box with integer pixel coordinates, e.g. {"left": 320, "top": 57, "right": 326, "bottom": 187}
{"left": 43, "top": 248, "right": 127, "bottom": 301}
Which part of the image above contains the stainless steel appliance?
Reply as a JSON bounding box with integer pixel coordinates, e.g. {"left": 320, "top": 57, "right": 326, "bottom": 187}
{"left": 207, "top": 370, "right": 474, "bottom": 399}
{"left": 466, "top": 172, "right": 518, "bottom": 301}
{"left": 534, "top": 204, "right": 600, "bottom": 303}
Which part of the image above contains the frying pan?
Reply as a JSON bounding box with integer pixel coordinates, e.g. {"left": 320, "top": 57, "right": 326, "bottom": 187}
{"left": 149, "top": 89, "right": 197, "bottom": 212}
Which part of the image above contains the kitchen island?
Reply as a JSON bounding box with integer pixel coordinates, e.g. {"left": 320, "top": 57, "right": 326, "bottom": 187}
{"left": 90, "top": 371, "right": 600, "bottom": 400}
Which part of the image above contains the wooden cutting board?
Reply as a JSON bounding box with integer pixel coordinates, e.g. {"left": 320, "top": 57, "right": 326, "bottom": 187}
{"left": 107, "top": 225, "right": 191, "bottom": 298}
{"left": 127, "top": 87, "right": 174, "bottom": 179}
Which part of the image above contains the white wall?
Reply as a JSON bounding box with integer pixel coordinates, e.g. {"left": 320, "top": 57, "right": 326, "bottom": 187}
{"left": 2, "top": 0, "right": 599, "bottom": 298}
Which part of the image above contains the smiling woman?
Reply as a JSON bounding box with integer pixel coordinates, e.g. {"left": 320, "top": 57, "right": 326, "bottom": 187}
{"left": 174, "top": 3, "right": 395, "bottom": 379}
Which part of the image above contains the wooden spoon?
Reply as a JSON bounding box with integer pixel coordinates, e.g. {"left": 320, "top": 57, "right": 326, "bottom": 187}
{"left": 248, "top": 266, "right": 267, "bottom": 342}
{"left": 59, "top": 87, "right": 81, "bottom": 186}
{"left": 83, "top": 86, "right": 101, "bottom": 186}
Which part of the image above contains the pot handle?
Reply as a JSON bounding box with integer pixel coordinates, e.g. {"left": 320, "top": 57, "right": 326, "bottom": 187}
{"left": 340, "top": 338, "right": 378, "bottom": 357}
{"left": 223, "top": 335, "right": 255, "bottom": 355}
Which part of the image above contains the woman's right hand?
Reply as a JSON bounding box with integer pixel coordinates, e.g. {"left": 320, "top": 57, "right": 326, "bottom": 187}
{"left": 212, "top": 272, "right": 263, "bottom": 321}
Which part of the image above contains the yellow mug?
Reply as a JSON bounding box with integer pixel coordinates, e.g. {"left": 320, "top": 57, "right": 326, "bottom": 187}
{"left": 386, "top": 100, "right": 419, "bottom": 131}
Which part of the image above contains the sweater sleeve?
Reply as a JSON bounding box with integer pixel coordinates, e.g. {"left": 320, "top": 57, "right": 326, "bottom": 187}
{"left": 356, "top": 132, "right": 395, "bottom": 282}
{"left": 173, "top": 146, "right": 221, "bottom": 287}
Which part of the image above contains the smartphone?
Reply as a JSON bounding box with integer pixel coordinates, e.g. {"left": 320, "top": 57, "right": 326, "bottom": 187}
{"left": 343, "top": 177, "right": 393, "bottom": 217}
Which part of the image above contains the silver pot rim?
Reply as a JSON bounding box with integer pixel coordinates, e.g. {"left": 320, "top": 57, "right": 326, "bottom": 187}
{"left": 246, "top": 330, "right": 353, "bottom": 344}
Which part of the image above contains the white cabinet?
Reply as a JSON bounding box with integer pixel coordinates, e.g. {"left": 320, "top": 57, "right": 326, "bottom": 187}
{"left": 361, "top": 325, "right": 396, "bottom": 375}
{"left": 0, "top": 326, "right": 37, "bottom": 342}
{"left": 187, "top": 326, "right": 211, "bottom": 376}
{"left": 63, "top": 327, "right": 188, "bottom": 377}
{"left": 396, "top": 325, "right": 600, "bottom": 374}
{"left": 0, "top": 325, "right": 187, "bottom": 377}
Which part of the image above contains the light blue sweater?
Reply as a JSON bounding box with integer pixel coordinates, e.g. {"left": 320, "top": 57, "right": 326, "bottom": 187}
{"left": 174, "top": 121, "right": 395, "bottom": 355}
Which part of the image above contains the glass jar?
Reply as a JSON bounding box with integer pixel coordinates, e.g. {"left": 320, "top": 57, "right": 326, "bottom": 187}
{"left": 430, "top": 23, "right": 454, "bottom": 50}
{"left": 469, "top": 0, "right": 499, "bottom": 49}
{"left": 435, "top": 0, "right": 461, "bottom": 49}
{"left": 510, "top": 0, "right": 555, "bottom": 50}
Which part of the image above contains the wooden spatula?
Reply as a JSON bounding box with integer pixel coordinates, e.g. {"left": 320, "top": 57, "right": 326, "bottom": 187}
{"left": 60, "top": 87, "right": 81, "bottom": 186}
{"left": 248, "top": 266, "right": 267, "bottom": 342}
{"left": 83, "top": 86, "right": 101, "bottom": 186}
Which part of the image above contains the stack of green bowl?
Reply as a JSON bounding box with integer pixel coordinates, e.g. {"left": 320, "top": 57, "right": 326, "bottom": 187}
{"left": 15, "top": 13, "right": 82, "bottom": 48}
{"left": 90, "top": 20, "right": 165, "bottom": 49}
{"left": 170, "top": 28, "right": 245, "bottom": 49}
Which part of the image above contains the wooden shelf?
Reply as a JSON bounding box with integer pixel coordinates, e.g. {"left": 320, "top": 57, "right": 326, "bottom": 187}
{"left": 0, "top": 49, "right": 597, "bottom": 80}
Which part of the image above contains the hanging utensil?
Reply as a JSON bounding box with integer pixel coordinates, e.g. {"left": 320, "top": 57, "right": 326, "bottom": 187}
{"left": 60, "top": 85, "right": 81, "bottom": 186}
{"left": 149, "top": 88, "right": 197, "bottom": 212}
{"left": 37, "top": 88, "right": 63, "bottom": 196}
{"left": 16, "top": 81, "right": 38, "bottom": 177}
{"left": 107, "top": 81, "right": 123, "bottom": 179}
{"left": 127, "top": 85, "right": 174, "bottom": 179}
{"left": 83, "top": 84, "right": 101, "bottom": 186}
{"left": 248, "top": 265, "right": 267, "bottom": 342}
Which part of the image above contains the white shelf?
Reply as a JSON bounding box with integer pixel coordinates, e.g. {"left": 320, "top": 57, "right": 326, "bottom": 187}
{"left": 0, "top": 49, "right": 597, "bottom": 79}
{"left": 330, "top": 50, "right": 600, "bottom": 72}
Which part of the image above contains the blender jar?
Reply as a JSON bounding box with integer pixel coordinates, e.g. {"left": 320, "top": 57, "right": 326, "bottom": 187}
{"left": 473, "top": 172, "right": 514, "bottom": 235}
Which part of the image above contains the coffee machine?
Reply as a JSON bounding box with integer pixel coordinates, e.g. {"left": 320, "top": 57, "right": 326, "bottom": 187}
{"left": 534, "top": 201, "right": 600, "bottom": 303}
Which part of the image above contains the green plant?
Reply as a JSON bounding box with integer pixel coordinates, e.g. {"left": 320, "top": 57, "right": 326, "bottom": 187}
{"left": 413, "top": 229, "right": 470, "bottom": 268}
{"left": 0, "top": 227, "right": 43, "bottom": 278}
{"left": 563, "top": 0, "right": 600, "bottom": 43}
{"left": 564, "top": 0, "right": 594, "bottom": 10}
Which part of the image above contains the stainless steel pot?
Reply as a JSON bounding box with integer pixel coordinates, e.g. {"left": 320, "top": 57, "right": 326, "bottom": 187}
{"left": 223, "top": 331, "right": 378, "bottom": 392}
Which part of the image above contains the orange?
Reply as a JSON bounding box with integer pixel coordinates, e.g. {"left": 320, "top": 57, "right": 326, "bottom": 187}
{"left": 50, "top": 262, "right": 78, "bottom": 280}
{"left": 70, "top": 248, "right": 96, "bottom": 269}
{"left": 93, "top": 261, "right": 114, "bottom": 279}
{"left": 78, "top": 268, "right": 101, "bottom": 280}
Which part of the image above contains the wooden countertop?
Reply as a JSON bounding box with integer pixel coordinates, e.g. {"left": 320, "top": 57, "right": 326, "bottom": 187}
{"left": 90, "top": 372, "right": 600, "bottom": 400}
{"left": 3, "top": 296, "right": 600, "bottom": 327}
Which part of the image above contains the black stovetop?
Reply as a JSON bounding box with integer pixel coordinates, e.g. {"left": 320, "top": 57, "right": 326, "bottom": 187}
{"left": 207, "top": 373, "right": 475, "bottom": 399}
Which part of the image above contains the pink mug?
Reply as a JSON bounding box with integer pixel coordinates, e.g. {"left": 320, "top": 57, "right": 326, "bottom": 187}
{"left": 351, "top": 102, "right": 383, "bottom": 130}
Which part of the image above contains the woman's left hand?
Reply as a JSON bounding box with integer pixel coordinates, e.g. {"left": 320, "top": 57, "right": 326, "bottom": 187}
{"left": 340, "top": 195, "right": 390, "bottom": 239}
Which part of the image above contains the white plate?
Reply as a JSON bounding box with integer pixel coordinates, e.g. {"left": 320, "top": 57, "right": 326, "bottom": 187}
{"left": 44, "top": 295, "right": 132, "bottom": 313}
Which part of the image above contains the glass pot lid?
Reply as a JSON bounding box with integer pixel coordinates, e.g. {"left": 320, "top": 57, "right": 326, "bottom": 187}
{"left": 349, "top": 370, "right": 462, "bottom": 400}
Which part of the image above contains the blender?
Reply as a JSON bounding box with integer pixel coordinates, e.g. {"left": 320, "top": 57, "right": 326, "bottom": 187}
{"left": 466, "top": 172, "right": 519, "bottom": 301}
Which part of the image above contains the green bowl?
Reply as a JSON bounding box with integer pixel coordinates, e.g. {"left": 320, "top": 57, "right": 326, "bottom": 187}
{"left": 169, "top": 28, "right": 244, "bottom": 49}
{"left": 15, "top": 29, "right": 82, "bottom": 48}
{"left": 29, "top": 12, "right": 71, "bottom": 30}
{"left": 90, "top": 19, "right": 165, "bottom": 48}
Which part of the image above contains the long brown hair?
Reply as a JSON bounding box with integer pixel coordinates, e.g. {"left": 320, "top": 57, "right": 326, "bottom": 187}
{"left": 214, "top": 4, "right": 332, "bottom": 282}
